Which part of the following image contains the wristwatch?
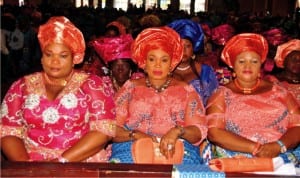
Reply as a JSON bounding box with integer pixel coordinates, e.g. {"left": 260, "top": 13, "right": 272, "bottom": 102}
{"left": 276, "top": 140, "right": 287, "bottom": 153}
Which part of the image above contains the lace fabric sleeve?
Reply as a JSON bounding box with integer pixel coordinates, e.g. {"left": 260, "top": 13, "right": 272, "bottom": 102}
{"left": 183, "top": 85, "right": 207, "bottom": 145}
{"left": 274, "top": 85, "right": 300, "bottom": 127}
{"left": 1, "top": 78, "right": 26, "bottom": 138}
{"left": 114, "top": 80, "right": 134, "bottom": 127}
{"left": 206, "top": 87, "right": 226, "bottom": 129}
{"left": 82, "top": 74, "right": 116, "bottom": 136}
{"left": 285, "top": 91, "right": 300, "bottom": 128}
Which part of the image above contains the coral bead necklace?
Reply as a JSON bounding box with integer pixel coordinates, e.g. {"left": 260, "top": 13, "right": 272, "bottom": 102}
{"left": 234, "top": 79, "right": 261, "bottom": 94}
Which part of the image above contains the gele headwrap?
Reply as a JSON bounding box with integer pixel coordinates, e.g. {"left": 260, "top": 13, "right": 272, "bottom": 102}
{"left": 262, "top": 28, "right": 287, "bottom": 46}
{"left": 221, "top": 33, "right": 268, "bottom": 68}
{"left": 91, "top": 34, "right": 133, "bottom": 64}
{"left": 38, "top": 16, "right": 85, "bottom": 64}
{"left": 106, "top": 21, "right": 126, "bottom": 35}
{"left": 201, "top": 23, "right": 212, "bottom": 39}
{"left": 211, "top": 24, "right": 235, "bottom": 46}
{"left": 274, "top": 39, "right": 300, "bottom": 68}
{"left": 168, "top": 19, "right": 204, "bottom": 53}
{"left": 131, "top": 26, "right": 183, "bottom": 70}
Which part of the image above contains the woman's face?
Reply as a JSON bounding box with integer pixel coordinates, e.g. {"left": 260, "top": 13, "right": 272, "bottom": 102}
{"left": 41, "top": 43, "right": 74, "bottom": 79}
{"left": 111, "top": 59, "right": 131, "bottom": 84}
{"left": 145, "top": 49, "right": 171, "bottom": 80}
{"left": 182, "top": 38, "right": 194, "bottom": 62}
{"left": 234, "top": 51, "right": 262, "bottom": 82}
{"left": 284, "top": 50, "right": 300, "bottom": 74}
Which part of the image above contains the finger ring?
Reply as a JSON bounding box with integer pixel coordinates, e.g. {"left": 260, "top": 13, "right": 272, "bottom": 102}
{"left": 167, "top": 144, "right": 173, "bottom": 150}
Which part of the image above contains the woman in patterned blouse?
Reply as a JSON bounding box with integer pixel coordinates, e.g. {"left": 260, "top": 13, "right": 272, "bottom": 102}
{"left": 206, "top": 33, "right": 300, "bottom": 168}
{"left": 109, "top": 26, "right": 207, "bottom": 164}
{"left": 0, "top": 16, "right": 116, "bottom": 163}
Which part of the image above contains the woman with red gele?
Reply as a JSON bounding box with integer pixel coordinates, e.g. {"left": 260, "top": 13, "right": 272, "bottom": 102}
{"left": 206, "top": 33, "right": 300, "bottom": 171}
{"left": 0, "top": 16, "right": 116, "bottom": 163}
{"left": 109, "top": 26, "right": 207, "bottom": 164}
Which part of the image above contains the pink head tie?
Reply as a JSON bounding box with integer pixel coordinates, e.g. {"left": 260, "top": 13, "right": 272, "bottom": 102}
{"left": 212, "top": 24, "right": 235, "bottom": 46}
{"left": 274, "top": 39, "right": 300, "bottom": 68}
{"left": 38, "top": 16, "right": 85, "bottom": 64}
{"left": 262, "top": 28, "right": 287, "bottom": 46}
{"left": 91, "top": 34, "right": 133, "bottom": 64}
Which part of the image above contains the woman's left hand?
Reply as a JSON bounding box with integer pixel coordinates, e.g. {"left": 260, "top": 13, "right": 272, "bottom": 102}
{"left": 256, "top": 142, "right": 281, "bottom": 158}
{"left": 159, "top": 127, "right": 180, "bottom": 159}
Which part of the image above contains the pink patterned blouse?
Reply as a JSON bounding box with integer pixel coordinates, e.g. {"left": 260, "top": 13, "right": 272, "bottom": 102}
{"left": 207, "top": 84, "right": 300, "bottom": 143}
{"left": 115, "top": 80, "right": 207, "bottom": 145}
{"left": 0, "top": 71, "right": 116, "bottom": 162}
{"left": 264, "top": 75, "right": 300, "bottom": 105}
{"left": 280, "top": 82, "right": 300, "bottom": 105}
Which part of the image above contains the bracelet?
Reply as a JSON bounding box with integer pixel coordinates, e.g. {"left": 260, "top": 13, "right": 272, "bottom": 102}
{"left": 276, "top": 140, "right": 287, "bottom": 153}
{"left": 175, "top": 125, "right": 185, "bottom": 138}
{"left": 252, "top": 142, "right": 262, "bottom": 156}
{"left": 57, "top": 155, "right": 69, "bottom": 163}
{"left": 129, "top": 130, "right": 136, "bottom": 141}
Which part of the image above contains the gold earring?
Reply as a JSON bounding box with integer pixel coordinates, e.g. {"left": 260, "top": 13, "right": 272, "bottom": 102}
{"left": 192, "top": 55, "right": 196, "bottom": 60}
{"left": 232, "top": 72, "right": 236, "bottom": 78}
{"left": 129, "top": 70, "right": 132, "bottom": 77}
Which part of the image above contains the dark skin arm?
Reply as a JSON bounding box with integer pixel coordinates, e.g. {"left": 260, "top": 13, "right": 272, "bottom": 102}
{"left": 207, "top": 89, "right": 300, "bottom": 157}
{"left": 207, "top": 92, "right": 258, "bottom": 154}
{"left": 55, "top": 131, "right": 112, "bottom": 162}
{"left": 1, "top": 136, "right": 30, "bottom": 161}
{"left": 257, "top": 126, "right": 300, "bottom": 157}
{"left": 113, "top": 125, "right": 201, "bottom": 159}
{"left": 1, "top": 131, "right": 111, "bottom": 162}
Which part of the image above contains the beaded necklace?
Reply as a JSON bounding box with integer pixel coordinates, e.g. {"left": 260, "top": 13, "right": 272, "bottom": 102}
{"left": 176, "top": 65, "right": 191, "bottom": 71}
{"left": 145, "top": 77, "right": 172, "bottom": 93}
{"left": 233, "top": 79, "right": 261, "bottom": 94}
{"left": 43, "top": 70, "right": 74, "bottom": 87}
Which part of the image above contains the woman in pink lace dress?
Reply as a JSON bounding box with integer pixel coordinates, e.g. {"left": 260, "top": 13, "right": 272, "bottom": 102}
{"left": 206, "top": 33, "right": 300, "bottom": 168}
{"left": 0, "top": 16, "right": 115, "bottom": 162}
{"left": 109, "top": 27, "right": 207, "bottom": 164}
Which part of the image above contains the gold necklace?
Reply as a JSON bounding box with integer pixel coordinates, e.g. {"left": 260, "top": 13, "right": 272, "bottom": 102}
{"left": 145, "top": 77, "right": 172, "bottom": 93}
{"left": 112, "top": 77, "right": 121, "bottom": 91}
{"left": 233, "top": 79, "right": 261, "bottom": 94}
{"left": 43, "top": 70, "right": 74, "bottom": 87}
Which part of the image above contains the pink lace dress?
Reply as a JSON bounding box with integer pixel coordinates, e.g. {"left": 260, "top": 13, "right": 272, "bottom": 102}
{"left": 110, "top": 80, "right": 207, "bottom": 163}
{"left": 0, "top": 71, "right": 116, "bottom": 162}
{"left": 206, "top": 84, "right": 300, "bottom": 160}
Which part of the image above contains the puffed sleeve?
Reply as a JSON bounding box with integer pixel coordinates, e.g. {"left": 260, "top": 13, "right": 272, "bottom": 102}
{"left": 183, "top": 85, "right": 207, "bottom": 145}
{"left": 81, "top": 74, "right": 116, "bottom": 137}
{"left": 206, "top": 87, "right": 227, "bottom": 129}
{"left": 0, "top": 78, "right": 27, "bottom": 138}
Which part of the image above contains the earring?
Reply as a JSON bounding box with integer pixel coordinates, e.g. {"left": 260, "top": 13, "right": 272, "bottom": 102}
{"left": 191, "top": 55, "right": 196, "bottom": 60}
{"left": 129, "top": 70, "right": 132, "bottom": 78}
{"left": 232, "top": 72, "right": 236, "bottom": 78}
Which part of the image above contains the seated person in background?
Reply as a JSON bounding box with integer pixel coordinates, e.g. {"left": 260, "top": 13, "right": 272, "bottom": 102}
{"left": 267, "top": 39, "right": 300, "bottom": 104}
{"left": 206, "top": 33, "right": 300, "bottom": 168}
{"left": 91, "top": 34, "right": 143, "bottom": 92}
{"left": 0, "top": 16, "right": 116, "bottom": 162}
{"left": 81, "top": 20, "right": 127, "bottom": 77}
{"left": 168, "top": 19, "right": 218, "bottom": 106}
{"left": 110, "top": 26, "right": 207, "bottom": 164}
